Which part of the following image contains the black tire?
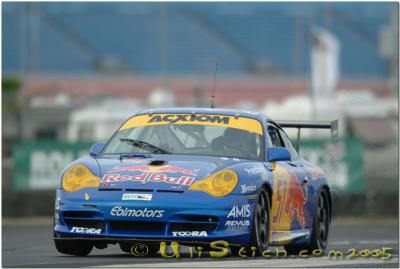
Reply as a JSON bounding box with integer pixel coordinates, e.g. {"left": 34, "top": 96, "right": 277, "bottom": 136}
{"left": 119, "top": 242, "right": 159, "bottom": 257}
{"left": 54, "top": 239, "right": 93, "bottom": 256}
{"left": 284, "top": 189, "right": 330, "bottom": 255}
{"left": 232, "top": 188, "right": 270, "bottom": 255}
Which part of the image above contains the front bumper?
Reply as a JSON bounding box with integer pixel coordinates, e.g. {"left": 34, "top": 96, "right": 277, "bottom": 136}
{"left": 54, "top": 189, "right": 255, "bottom": 246}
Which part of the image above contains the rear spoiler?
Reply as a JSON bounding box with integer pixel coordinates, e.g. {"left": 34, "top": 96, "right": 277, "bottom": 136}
{"left": 276, "top": 120, "right": 339, "bottom": 152}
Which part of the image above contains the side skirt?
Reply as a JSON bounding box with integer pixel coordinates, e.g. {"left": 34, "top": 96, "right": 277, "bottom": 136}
{"left": 269, "top": 229, "right": 312, "bottom": 246}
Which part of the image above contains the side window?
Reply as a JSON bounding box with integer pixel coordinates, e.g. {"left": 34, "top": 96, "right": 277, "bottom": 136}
{"left": 279, "top": 129, "right": 299, "bottom": 160}
{"left": 267, "top": 126, "right": 284, "bottom": 147}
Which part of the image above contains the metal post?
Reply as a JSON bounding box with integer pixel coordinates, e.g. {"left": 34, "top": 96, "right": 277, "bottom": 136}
{"left": 296, "top": 127, "right": 301, "bottom": 153}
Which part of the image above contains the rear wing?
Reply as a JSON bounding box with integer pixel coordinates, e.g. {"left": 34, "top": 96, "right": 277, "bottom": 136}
{"left": 276, "top": 120, "right": 339, "bottom": 152}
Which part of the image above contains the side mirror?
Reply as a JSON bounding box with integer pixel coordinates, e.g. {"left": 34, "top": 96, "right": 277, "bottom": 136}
{"left": 267, "top": 147, "right": 291, "bottom": 162}
{"left": 90, "top": 142, "right": 106, "bottom": 157}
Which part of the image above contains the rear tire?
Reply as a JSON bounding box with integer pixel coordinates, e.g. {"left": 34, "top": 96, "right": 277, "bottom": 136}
{"left": 284, "top": 189, "right": 330, "bottom": 255}
{"left": 54, "top": 239, "right": 93, "bottom": 256}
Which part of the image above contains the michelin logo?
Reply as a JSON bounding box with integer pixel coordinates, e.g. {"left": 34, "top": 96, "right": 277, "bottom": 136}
{"left": 111, "top": 206, "right": 164, "bottom": 218}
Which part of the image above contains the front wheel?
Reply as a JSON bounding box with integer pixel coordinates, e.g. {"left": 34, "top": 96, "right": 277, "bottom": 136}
{"left": 232, "top": 188, "right": 270, "bottom": 255}
{"left": 284, "top": 189, "right": 330, "bottom": 255}
{"left": 54, "top": 239, "right": 93, "bottom": 256}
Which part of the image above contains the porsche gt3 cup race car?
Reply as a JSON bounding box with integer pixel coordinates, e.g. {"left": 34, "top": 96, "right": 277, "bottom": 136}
{"left": 54, "top": 108, "right": 337, "bottom": 256}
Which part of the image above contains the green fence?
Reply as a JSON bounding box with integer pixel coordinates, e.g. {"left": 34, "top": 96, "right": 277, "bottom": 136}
{"left": 300, "top": 137, "right": 365, "bottom": 193}
{"left": 13, "top": 141, "right": 93, "bottom": 190}
{"left": 12, "top": 137, "right": 364, "bottom": 193}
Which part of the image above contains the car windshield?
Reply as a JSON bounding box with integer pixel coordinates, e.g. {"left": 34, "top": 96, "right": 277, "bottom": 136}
{"left": 102, "top": 113, "right": 264, "bottom": 160}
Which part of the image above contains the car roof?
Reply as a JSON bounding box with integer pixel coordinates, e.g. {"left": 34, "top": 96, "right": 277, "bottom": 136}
{"left": 136, "top": 107, "right": 270, "bottom": 122}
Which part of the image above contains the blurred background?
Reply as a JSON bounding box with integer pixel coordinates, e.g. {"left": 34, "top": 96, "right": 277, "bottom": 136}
{"left": 2, "top": 2, "right": 399, "bottom": 217}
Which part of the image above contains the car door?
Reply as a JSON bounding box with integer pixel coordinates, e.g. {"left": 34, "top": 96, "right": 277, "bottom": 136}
{"left": 278, "top": 128, "right": 310, "bottom": 231}
{"left": 266, "top": 123, "right": 308, "bottom": 238}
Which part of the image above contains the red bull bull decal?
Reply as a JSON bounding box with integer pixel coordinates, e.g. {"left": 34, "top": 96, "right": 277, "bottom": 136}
{"left": 269, "top": 164, "right": 308, "bottom": 243}
{"left": 102, "top": 173, "right": 195, "bottom": 186}
{"left": 110, "top": 165, "right": 197, "bottom": 176}
{"left": 286, "top": 173, "right": 307, "bottom": 229}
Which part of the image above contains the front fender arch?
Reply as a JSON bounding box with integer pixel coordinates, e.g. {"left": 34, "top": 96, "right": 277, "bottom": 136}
{"left": 261, "top": 182, "right": 273, "bottom": 209}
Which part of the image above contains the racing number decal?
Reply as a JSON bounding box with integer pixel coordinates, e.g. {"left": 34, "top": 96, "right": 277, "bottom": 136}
{"left": 270, "top": 164, "right": 292, "bottom": 233}
{"left": 269, "top": 164, "right": 308, "bottom": 244}
{"left": 272, "top": 179, "right": 287, "bottom": 223}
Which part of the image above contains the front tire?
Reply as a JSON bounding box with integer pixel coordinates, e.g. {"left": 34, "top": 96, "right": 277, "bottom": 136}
{"left": 284, "top": 189, "right": 330, "bottom": 255}
{"left": 232, "top": 188, "right": 270, "bottom": 255}
{"left": 54, "top": 239, "right": 93, "bottom": 256}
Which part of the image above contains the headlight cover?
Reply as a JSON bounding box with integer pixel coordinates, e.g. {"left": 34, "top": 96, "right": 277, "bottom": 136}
{"left": 62, "top": 164, "right": 100, "bottom": 192}
{"left": 188, "top": 169, "right": 238, "bottom": 197}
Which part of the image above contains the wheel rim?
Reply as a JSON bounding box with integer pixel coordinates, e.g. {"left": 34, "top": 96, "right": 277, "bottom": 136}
{"left": 255, "top": 192, "right": 269, "bottom": 248}
{"left": 317, "top": 194, "right": 328, "bottom": 244}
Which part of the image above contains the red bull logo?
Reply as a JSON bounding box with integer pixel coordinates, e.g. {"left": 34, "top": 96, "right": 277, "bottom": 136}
{"left": 285, "top": 174, "right": 307, "bottom": 229}
{"left": 102, "top": 173, "right": 195, "bottom": 186}
{"left": 110, "top": 165, "right": 197, "bottom": 176}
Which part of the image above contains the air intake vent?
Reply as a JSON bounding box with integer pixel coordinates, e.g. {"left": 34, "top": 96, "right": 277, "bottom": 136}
{"left": 125, "top": 188, "right": 153, "bottom": 192}
{"left": 99, "top": 188, "right": 123, "bottom": 191}
{"left": 156, "top": 190, "right": 184, "bottom": 194}
{"left": 149, "top": 160, "right": 167, "bottom": 166}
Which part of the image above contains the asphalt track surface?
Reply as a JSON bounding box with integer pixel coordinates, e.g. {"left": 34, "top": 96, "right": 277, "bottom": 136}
{"left": 2, "top": 218, "right": 399, "bottom": 268}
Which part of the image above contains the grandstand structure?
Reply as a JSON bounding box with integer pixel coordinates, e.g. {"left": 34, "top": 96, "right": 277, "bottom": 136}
{"left": 3, "top": 2, "right": 395, "bottom": 78}
{"left": 2, "top": 2, "right": 397, "bottom": 141}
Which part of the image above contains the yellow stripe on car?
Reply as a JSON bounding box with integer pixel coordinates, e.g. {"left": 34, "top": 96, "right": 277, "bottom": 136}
{"left": 119, "top": 114, "right": 263, "bottom": 135}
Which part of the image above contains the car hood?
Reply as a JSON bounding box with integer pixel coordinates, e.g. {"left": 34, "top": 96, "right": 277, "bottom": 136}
{"left": 95, "top": 154, "right": 242, "bottom": 191}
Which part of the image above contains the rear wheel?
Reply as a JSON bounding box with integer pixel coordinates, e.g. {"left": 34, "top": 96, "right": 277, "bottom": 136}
{"left": 54, "top": 239, "right": 93, "bottom": 256}
{"left": 284, "top": 189, "right": 330, "bottom": 255}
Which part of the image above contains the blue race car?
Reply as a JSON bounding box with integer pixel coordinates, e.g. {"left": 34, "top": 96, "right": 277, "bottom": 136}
{"left": 54, "top": 108, "right": 337, "bottom": 256}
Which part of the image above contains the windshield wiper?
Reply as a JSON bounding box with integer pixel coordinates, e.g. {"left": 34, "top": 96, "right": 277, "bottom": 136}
{"left": 119, "top": 138, "right": 169, "bottom": 154}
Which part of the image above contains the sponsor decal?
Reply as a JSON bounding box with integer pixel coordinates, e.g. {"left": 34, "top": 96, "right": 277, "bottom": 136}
{"left": 119, "top": 114, "right": 263, "bottom": 135}
{"left": 224, "top": 220, "right": 250, "bottom": 231}
{"left": 244, "top": 167, "right": 265, "bottom": 175}
{"left": 102, "top": 173, "right": 195, "bottom": 186}
{"left": 71, "top": 226, "right": 101, "bottom": 234}
{"left": 110, "top": 165, "right": 197, "bottom": 176}
{"left": 241, "top": 184, "right": 256, "bottom": 193}
{"left": 84, "top": 193, "right": 90, "bottom": 201}
{"left": 122, "top": 193, "right": 152, "bottom": 201}
{"left": 227, "top": 204, "right": 251, "bottom": 218}
{"left": 110, "top": 206, "right": 164, "bottom": 218}
{"left": 172, "top": 231, "right": 208, "bottom": 237}
{"left": 286, "top": 174, "right": 308, "bottom": 229}
{"left": 149, "top": 114, "right": 230, "bottom": 125}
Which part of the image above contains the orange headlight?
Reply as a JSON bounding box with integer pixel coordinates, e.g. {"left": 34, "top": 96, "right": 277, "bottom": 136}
{"left": 62, "top": 164, "right": 100, "bottom": 192}
{"left": 188, "top": 169, "right": 238, "bottom": 197}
